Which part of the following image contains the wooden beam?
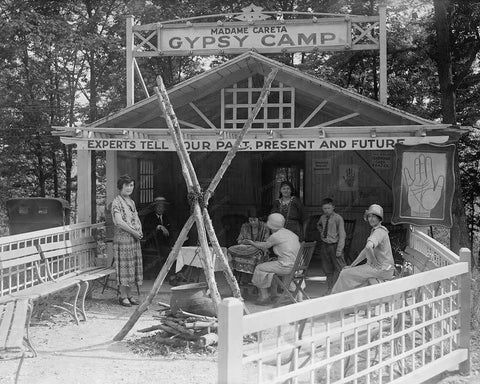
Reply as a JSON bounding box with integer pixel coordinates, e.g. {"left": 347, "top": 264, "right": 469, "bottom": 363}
{"left": 315, "top": 112, "right": 360, "bottom": 127}
{"left": 126, "top": 15, "right": 134, "bottom": 107}
{"left": 134, "top": 58, "right": 149, "bottom": 99}
{"left": 299, "top": 100, "right": 328, "bottom": 128}
{"left": 379, "top": 3, "right": 388, "bottom": 104}
{"left": 77, "top": 150, "right": 92, "bottom": 224}
{"left": 189, "top": 102, "right": 218, "bottom": 131}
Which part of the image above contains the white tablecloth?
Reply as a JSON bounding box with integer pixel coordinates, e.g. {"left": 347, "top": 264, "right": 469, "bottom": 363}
{"left": 175, "top": 246, "right": 228, "bottom": 273}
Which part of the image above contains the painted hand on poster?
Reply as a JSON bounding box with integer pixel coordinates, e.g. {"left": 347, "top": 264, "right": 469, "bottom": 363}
{"left": 403, "top": 154, "right": 445, "bottom": 217}
{"left": 343, "top": 168, "right": 356, "bottom": 187}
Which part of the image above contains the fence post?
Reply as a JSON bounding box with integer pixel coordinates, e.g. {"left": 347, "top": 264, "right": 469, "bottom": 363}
{"left": 218, "top": 297, "right": 244, "bottom": 384}
{"left": 459, "top": 247, "right": 471, "bottom": 375}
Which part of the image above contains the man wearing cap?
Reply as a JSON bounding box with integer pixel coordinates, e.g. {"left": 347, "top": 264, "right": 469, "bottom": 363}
{"left": 142, "top": 197, "right": 173, "bottom": 277}
{"left": 245, "top": 213, "right": 301, "bottom": 305}
{"left": 332, "top": 204, "right": 395, "bottom": 294}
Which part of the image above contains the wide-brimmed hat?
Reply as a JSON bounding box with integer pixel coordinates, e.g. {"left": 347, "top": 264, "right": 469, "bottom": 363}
{"left": 151, "top": 196, "right": 170, "bottom": 206}
{"left": 364, "top": 204, "right": 383, "bottom": 221}
{"left": 266, "top": 213, "right": 285, "bottom": 231}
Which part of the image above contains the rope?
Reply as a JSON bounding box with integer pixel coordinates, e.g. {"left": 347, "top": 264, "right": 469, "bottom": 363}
{"left": 187, "top": 191, "right": 208, "bottom": 213}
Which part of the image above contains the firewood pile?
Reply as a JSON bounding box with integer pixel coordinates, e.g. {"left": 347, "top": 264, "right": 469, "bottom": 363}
{"left": 136, "top": 302, "right": 218, "bottom": 351}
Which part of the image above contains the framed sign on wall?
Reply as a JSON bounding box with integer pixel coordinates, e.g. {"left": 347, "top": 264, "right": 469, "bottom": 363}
{"left": 392, "top": 143, "right": 456, "bottom": 228}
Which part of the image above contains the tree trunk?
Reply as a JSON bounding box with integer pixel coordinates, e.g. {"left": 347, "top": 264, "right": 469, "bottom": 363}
{"left": 63, "top": 145, "right": 72, "bottom": 203}
{"left": 450, "top": 150, "right": 471, "bottom": 255}
{"left": 52, "top": 149, "right": 58, "bottom": 197}
{"left": 433, "top": 0, "right": 456, "bottom": 124}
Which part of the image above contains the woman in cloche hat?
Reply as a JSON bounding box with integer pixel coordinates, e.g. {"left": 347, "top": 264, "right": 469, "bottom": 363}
{"left": 244, "top": 213, "right": 301, "bottom": 305}
{"left": 331, "top": 204, "right": 395, "bottom": 294}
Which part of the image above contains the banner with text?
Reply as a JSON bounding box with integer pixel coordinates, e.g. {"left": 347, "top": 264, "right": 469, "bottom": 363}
{"left": 63, "top": 136, "right": 449, "bottom": 152}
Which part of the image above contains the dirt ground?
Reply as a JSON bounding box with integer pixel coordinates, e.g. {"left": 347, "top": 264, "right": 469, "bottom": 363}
{"left": 0, "top": 283, "right": 218, "bottom": 384}
{"left": 1, "top": 279, "right": 479, "bottom": 384}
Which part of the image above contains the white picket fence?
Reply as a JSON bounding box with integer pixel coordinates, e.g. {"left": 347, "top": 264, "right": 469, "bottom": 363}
{"left": 218, "top": 228, "right": 471, "bottom": 384}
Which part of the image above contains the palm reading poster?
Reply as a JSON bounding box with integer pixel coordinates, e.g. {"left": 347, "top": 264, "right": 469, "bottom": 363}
{"left": 392, "top": 143, "right": 455, "bottom": 227}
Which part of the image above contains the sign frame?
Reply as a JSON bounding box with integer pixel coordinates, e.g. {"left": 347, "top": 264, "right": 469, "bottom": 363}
{"left": 391, "top": 143, "right": 456, "bottom": 228}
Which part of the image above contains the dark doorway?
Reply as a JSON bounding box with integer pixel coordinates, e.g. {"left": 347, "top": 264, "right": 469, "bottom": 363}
{"left": 260, "top": 152, "right": 305, "bottom": 217}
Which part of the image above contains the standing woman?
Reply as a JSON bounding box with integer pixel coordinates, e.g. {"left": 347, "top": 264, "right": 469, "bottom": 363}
{"left": 271, "top": 180, "right": 304, "bottom": 240}
{"left": 112, "top": 174, "right": 143, "bottom": 307}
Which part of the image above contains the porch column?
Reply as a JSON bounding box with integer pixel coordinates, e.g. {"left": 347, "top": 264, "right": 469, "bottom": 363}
{"left": 106, "top": 151, "right": 118, "bottom": 211}
{"left": 379, "top": 2, "right": 387, "bottom": 104}
{"left": 77, "top": 150, "right": 92, "bottom": 224}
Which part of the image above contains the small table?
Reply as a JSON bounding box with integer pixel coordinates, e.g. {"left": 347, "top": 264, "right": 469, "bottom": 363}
{"left": 175, "top": 246, "right": 228, "bottom": 273}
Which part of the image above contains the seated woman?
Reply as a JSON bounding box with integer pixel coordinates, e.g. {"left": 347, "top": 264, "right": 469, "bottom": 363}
{"left": 228, "top": 210, "right": 271, "bottom": 277}
{"left": 332, "top": 204, "right": 394, "bottom": 294}
{"left": 271, "top": 180, "right": 304, "bottom": 240}
{"left": 245, "top": 213, "right": 301, "bottom": 305}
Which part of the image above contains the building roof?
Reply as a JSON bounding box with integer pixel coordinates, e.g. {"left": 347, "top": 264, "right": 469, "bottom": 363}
{"left": 86, "top": 51, "right": 439, "bottom": 128}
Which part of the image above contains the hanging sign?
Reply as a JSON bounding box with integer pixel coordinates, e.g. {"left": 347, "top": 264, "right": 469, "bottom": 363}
{"left": 157, "top": 20, "right": 349, "bottom": 56}
{"left": 63, "top": 136, "right": 449, "bottom": 152}
{"left": 391, "top": 143, "right": 456, "bottom": 228}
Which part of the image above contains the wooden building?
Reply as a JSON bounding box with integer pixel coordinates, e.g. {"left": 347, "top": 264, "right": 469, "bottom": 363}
{"left": 58, "top": 51, "right": 456, "bottom": 255}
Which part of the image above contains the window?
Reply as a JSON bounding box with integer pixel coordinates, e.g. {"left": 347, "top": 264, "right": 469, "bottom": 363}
{"left": 139, "top": 159, "right": 154, "bottom": 204}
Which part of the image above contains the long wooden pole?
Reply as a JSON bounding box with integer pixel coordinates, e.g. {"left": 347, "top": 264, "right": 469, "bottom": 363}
{"left": 113, "top": 216, "right": 195, "bottom": 341}
{"left": 202, "top": 69, "right": 278, "bottom": 293}
{"left": 155, "top": 79, "right": 222, "bottom": 308}
{"left": 204, "top": 68, "right": 278, "bottom": 203}
{"left": 114, "top": 69, "right": 278, "bottom": 340}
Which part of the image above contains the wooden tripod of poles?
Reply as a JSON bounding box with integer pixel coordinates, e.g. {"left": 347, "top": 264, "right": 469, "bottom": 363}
{"left": 114, "top": 68, "right": 278, "bottom": 341}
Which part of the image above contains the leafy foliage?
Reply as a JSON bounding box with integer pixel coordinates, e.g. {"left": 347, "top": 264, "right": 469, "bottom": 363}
{"left": 0, "top": 0, "right": 479, "bottom": 244}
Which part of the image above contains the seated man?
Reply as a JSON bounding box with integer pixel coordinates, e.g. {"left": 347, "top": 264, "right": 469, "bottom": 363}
{"left": 245, "top": 213, "right": 300, "bottom": 305}
{"left": 142, "top": 197, "right": 174, "bottom": 278}
{"left": 332, "top": 204, "right": 394, "bottom": 294}
{"left": 228, "top": 209, "right": 270, "bottom": 280}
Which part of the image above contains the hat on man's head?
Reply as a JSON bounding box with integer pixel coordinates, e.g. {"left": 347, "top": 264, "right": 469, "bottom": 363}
{"left": 152, "top": 196, "right": 170, "bottom": 205}
{"left": 364, "top": 204, "right": 383, "bottom": 221}
{"left": 266, "top": 213, "right": 285, "bottom": 231}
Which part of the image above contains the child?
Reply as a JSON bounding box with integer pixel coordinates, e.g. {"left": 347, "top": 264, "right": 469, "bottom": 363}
{"left": 316, "top": 198, "right": 347, "bottom": 293}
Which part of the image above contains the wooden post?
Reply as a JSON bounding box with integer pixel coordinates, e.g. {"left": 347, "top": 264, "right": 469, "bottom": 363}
{"left": 379, "top": 2, "right": 387, "bottom": 105}
{"left": 458, "top": 247, "right": 471, "bottom": 375}
{"left": 202, "top": 69, "right": 278, "bottom": 296}
{"left": 113, "top": 216, "right": 195, "bottom": 341}
{"left": 76, "top": 150, "right": 92, "bottom": 224}
{"left": 114, "top": 70, "right": 278, "bottom": 340}
{"left": 218, "top": 298, "right": 244, "bottom": 384}
{"left": 155, "top": 80, "right": 222, "bottom": 309}
{"left": 204, "top": 69, "right": 278, "bottom": 202}
{"left": 126, "top": 15, "right": 134, "bottom": 107}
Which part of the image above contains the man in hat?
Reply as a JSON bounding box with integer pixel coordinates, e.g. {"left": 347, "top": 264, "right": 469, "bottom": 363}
{"left": 142, "top": 197, "right": 174, "bottom": 278}
{"left": 332, "top": 204, "right": 395, "bottom": 294}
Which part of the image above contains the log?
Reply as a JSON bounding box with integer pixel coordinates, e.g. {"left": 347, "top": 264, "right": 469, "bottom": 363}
{"left": 196, "top": 333, "right": 218, "bottom": 348}
{"left": 163, "top": 320, "right": 197, "bottom": 339}
{"left": 138, "top": 324, "right": 166, "bottom": 333}
{"left": 184, "top": 321, "right": 217, "bottom": 330}
{"left": 178, "top": 309, "right": 217, "bottom": 322}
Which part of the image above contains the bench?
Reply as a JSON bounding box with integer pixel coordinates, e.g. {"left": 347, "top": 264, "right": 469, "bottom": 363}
{"left": 0, "top": 299, "right": 35, "bottom": 359}
{"left": 0, "top": 235, "right": 115, "bottom": 326}
{"left": 33, "top": 236, "right": 116, "bottom": 323}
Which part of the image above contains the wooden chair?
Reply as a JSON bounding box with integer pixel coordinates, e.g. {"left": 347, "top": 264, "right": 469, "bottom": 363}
{"left": 272, "top": 241, "right": 317, "bottom": 306}
{"left": 343, "top": 219, "right": 356, "bottom": 264}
